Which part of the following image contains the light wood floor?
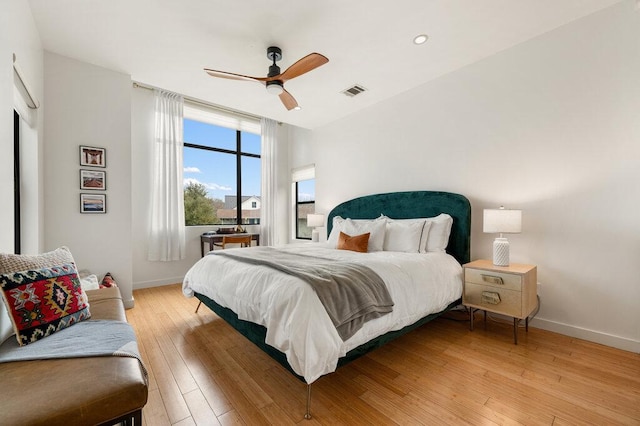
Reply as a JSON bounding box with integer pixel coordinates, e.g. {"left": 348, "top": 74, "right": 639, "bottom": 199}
{"left": 126, "top": 284, "right": 640, "bottom": 425}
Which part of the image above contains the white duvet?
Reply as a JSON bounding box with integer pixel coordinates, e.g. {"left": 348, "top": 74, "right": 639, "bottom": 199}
{"left": 183, "top": 244, "right": 462, "bottom": 383}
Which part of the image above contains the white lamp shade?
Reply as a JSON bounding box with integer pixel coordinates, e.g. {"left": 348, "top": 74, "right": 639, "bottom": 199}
{"left": 307, "top": 213, "right": 325, "bottom": 228}
{"left": 483, "top": 208, "right": 522, "bottom": 234}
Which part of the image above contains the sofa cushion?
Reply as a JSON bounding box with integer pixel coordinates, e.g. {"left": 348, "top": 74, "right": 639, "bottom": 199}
{"left": 0, "top": 263, "right": 91, "bottom": 346}
{"left": 0, "top": 247, "right": 79, "bottom": 344}
{"left": 0, "top": 246, "right": 76, "bottom": 274}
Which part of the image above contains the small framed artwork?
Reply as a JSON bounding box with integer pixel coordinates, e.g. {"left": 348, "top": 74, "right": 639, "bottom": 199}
{"left": 79, "top": 169, "right": 106, "bottom": 190}
{"left": 80, "top": 193, "right": 106, "bottom": 214}
{"left": 79, "top": 145, "right": 106, "bottom": 168}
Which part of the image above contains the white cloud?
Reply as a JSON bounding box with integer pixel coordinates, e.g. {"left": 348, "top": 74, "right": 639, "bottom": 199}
{"left": 298, "top": 192, "right": 315, "bottom": 202}
{"left": 184, "top": 166, "right": 201, "bottom": 173}
{"left": 184, "top": 177, "right": 232, "bottom": 192}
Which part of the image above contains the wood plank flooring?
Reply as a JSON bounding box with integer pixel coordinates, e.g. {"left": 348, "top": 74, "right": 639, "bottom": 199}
{"left": 126, "top": 284, "right": 640, "bottom": 425}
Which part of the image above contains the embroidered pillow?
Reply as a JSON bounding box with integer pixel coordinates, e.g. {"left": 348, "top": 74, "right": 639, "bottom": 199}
{"left": 337, "top": 232, "right": 370, "bottom": 253}
{"left": 0, "top": 263, "right": 91, "bottom": 346}
{"left": 0, "top": 247, "right": 79, "bottom": 344}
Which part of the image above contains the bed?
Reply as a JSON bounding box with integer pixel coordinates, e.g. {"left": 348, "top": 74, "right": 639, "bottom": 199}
{"left": 183, "top": 190, "right": 471, "bottom": 419}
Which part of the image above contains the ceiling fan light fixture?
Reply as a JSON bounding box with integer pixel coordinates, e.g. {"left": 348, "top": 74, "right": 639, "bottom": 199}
{"left": 266, "top": 80, "right": 284, "bottom": 95}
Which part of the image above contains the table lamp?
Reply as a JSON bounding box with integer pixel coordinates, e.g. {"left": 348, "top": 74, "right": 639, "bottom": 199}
{"left": 483, "top": 207, "right": 522, "bottom": 266}
{"left": 306, "top": 214, "right": 325, "bottom": 242}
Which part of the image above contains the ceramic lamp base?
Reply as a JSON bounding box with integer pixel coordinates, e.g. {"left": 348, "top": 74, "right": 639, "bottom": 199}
{"left": 311, "top": 229, "right": 319, "bottom": 242}
{"left": 493, "top": 237, "right": 510, "bottom": 266}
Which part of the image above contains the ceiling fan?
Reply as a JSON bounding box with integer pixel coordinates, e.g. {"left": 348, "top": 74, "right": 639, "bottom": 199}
{"left": 204, "top": 46, "right": 329, "bottom": 111}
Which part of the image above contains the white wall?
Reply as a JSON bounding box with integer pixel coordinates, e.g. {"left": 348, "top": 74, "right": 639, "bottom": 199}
{"left": 0, "top": 0, "right": 44, "bottom": 254}
{"left": 291, "top": 1, "right": 640, "bottom": 352}
{"left": 43, "top": 53, "right": 135, "bottom": 307}
{"left": 0, "top": 0, "right": 44, "bottom": 345}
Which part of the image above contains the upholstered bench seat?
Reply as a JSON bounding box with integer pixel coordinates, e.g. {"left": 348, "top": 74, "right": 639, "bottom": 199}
{"left": 0, "top": 287, "right": 148, "bottom": 426}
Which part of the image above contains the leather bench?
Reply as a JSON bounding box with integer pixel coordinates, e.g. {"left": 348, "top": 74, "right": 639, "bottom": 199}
{"left": 0, "top": 287, "right": 148, "bottom": 426}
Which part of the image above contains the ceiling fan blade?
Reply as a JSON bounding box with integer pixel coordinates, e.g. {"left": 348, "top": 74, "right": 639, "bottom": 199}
{"left": 204, "top": 68, "right": 268, "bottom": 83}
{"left": 279, "top": 89, "right": 299, "bottom": 110}
{"left": 277, "top": 53, "right": 329, "bottom": 82}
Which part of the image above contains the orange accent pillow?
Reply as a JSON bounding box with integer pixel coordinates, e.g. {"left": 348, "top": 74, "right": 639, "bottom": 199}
{"left": 337, "top": 232, "right": 370, "bottom": 253}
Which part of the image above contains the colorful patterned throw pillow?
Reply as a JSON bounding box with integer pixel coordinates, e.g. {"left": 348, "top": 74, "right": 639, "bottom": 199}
{"left": 0, "top": 263, "right": 91, "bottom": 346}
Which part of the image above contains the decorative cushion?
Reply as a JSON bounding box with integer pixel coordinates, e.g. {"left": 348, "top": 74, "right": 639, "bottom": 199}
{"left": 383, "top": 220, "right": 431, "bottom": 253}
{"left": 100, "top": 272, "right": 118, "bottom": 288}
{"left": 423, "top": 214, "right": 454, "bottom": 252}
{"left": 0, "top": 247, "right": 79, "bottom": 345}
{"left": 337, "top": 232, "right": 370, "bottom": 253}
{"left": 327, "top": 216, "right": 386, "bottom": 252}
{"left": 0, "top": 246, "right": 75, "bottom": 275}
{"left": 0, "top": 263, "right": 91, "bottom": 346}
{"left": 79, "top": 274, "right": 100, "bottom": 291}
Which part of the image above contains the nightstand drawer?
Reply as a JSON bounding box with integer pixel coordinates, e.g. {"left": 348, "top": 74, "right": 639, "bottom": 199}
{"left": 465, "top": 268, "right": 522, "bottom": 292}
{"left": 464, "top": 283, "right": 522, "bottom": 317}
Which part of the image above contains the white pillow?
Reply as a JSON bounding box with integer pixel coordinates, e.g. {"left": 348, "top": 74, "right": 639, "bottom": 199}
{"left": 384, "top": 217, "right": 431, "bottom": 252}
{"left": 327, "top": 216, "right": 387, "bottom": 252}
{"left": 423, "top": 213, "right": 453, "bottom": 252}
{"left": 383, "top": 220, "right": 431, "bottom": 253}
{"left": 79, "top": 274, "right": 100, "bottom": 291}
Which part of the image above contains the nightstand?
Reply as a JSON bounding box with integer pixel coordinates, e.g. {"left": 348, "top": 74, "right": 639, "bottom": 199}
{"left": 463, "top": 259, "right": 537, "bottom": 344}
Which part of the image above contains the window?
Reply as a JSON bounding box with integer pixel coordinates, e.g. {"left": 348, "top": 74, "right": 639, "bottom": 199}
{"left": 183, "top": 102, "right": 261, "bottom": 226}
{"left": 292, "top": 165, "right": 316, "bottom": 239}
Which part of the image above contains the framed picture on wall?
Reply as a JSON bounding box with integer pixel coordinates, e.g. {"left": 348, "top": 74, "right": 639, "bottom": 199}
{"left": 79, "top": 169, "right": 106, "bottom": 190}
{"left": 80, "top": 193, "right": 106, "bottom": 214}
{"left": 79, "top": 145, "right": 106, "bottom": 168}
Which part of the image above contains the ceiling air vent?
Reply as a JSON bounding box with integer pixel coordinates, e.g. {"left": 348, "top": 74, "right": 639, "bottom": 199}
{"left": 342, "top": 84, "right": 367, "bottom": 97}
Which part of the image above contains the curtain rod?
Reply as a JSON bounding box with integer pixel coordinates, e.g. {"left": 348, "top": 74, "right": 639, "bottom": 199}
{"left": 132, "top": 81, "right": 262, "bottom": 122}
{"left": 13, "top": 53, "right": 40, "bottom": 109}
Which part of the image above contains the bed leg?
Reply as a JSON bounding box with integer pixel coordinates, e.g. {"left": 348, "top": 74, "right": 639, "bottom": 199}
{"left": 304, "top": 384, "right": 312, "bottom": 420}
{"left": 195, "top": 301, "right": 202, "bottom": 313}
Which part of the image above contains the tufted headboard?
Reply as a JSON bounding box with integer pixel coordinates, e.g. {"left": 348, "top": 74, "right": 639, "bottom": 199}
{"left": 327, "top": 191, "right": 471, "bottom": 265}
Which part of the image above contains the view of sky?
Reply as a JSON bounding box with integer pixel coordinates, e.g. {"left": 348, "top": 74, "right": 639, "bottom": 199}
{"left": 183, "top": 119, "right": 262, "bottom": 201}
{"left": 183, "top": 118, "right": 315, "bottom": 202}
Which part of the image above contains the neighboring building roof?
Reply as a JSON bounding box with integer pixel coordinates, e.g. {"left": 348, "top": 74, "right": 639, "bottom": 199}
{"left": 223, "top": 195, "right": 261, "bottom": 209}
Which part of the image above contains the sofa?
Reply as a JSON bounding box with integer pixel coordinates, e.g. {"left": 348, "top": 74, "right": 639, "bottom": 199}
{"left": 0, "top": 286, "right": 148, "bottom": 426}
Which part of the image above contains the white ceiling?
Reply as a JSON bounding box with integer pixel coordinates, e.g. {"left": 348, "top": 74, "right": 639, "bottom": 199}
{"left": 28, "top": 0, "right": 622, "bottom": 129}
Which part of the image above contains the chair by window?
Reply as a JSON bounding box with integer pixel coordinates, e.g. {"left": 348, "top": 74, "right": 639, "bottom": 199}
{"left": 213, "top": 234, "right": 253, "bottom": 249}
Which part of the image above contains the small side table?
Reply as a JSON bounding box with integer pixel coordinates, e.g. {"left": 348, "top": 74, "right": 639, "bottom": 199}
{"left": 462, "top": 259, "right": 537, "bottom": 344}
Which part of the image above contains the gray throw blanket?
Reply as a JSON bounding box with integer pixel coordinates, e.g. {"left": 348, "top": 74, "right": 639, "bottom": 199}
{"left": 211, "top": 247, "right": 394, "bottom": 341}
{"left": 0, "top": 319, "right": 148, "bottom": 383}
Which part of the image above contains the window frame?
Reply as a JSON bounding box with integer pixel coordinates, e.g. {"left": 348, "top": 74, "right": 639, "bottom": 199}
{"left": 295, "top": 181, "right": 316, "bottom": 240}
{"left": 183, "top": 124, "right": 261, "bottom": 226}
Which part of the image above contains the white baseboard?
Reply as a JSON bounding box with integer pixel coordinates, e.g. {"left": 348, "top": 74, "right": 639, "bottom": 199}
{"left": 133, "top": 276, "right": 184, "bottom": 290}
{"left": 531, "top": 317, "right": 639, "bottom": 354}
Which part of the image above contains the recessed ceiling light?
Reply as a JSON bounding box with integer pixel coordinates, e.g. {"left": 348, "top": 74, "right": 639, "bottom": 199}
{"left": 413, "top": 34, "right": 429, "bottom": 45}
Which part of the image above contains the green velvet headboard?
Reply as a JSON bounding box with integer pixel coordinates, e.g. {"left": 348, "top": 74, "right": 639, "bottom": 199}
{"left": 327, "top": 191, "right": 471, "bottom": 265}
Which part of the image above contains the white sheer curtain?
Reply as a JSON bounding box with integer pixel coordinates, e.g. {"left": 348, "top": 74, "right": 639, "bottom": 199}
{"left": 260, "top": 117, "right": 278, "bottom": 246}
{"left": 148, "top": 90, "right": 186, "bottom": 261}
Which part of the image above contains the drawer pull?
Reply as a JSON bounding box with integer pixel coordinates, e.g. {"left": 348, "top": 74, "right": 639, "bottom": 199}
{"left": 481, "top": 274, "right": 504, "bottom": 285}
{"left": 482, "top": 291, "right": 501, "bottom": 305}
